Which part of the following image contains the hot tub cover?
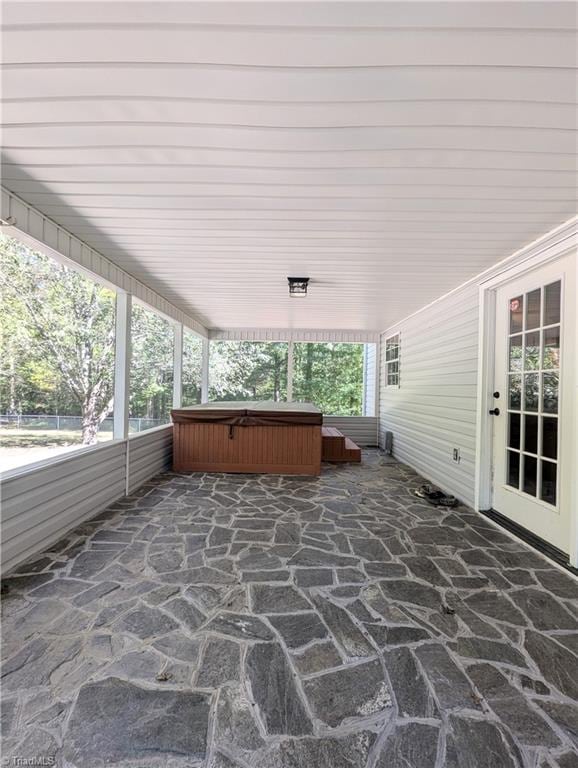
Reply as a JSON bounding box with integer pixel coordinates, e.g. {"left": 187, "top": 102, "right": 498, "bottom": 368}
{"left": 171, "top": 401, "right": 323, "bottom": 426}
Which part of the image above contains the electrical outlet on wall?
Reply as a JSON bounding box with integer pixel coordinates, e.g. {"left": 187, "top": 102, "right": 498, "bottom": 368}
{"left": 452, "top": 448, "right": 461, "bottom": 463}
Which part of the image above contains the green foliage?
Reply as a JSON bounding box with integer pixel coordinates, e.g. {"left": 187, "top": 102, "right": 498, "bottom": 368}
{"left": 209, "top": 341, "right": 288, "bottom": 402}
{"left": 182, "top": 331, "right": 203, "bottom": 406}
{"left": 0, "top": 235, "right": 365, "bottom": 456}
{"left": 208, "top": 340, "right": 364, "bottom": 415}
{"left": 0, "top": 234, "right": 116, "bottom": 442}
{"left": 129, "top": 303, "right": 174, "bottom": 421}
{"left": 293, "top": 342, "right": 363, "bottom": 416}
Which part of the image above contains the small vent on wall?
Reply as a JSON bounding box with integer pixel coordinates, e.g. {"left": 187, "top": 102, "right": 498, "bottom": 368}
{"left": 384, "top": 431, "right": 393, "bottom": 455}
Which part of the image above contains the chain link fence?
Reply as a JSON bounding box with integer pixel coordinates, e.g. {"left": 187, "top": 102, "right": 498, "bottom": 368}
{"left": 0, "top": 414, "right": 165, "bottom": 433}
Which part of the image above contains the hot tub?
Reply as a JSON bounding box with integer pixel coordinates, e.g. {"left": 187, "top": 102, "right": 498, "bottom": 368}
{"left": 171, "top": 401, "right": 322, "bottom": 475}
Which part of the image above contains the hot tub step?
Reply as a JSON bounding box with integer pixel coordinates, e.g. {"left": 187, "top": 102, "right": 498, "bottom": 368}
{"left": 322, "top": 427, "right": 361, "bottom": 463}
{"left": 343, "top": 437, "right": 362, "bottom": 463}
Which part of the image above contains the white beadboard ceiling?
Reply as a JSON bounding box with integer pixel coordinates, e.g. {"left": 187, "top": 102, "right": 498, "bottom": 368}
{"left": 1, "top": 1, "right": 576, "bottom": 332}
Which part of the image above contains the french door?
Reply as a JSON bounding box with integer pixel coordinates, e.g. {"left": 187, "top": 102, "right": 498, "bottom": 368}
{"left": 491, "top": 254, "right": 575, "bottom": 552}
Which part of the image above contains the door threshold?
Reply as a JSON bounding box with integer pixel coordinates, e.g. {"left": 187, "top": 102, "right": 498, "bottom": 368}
{"left": 480, "top": 508, "right": 578, "bottom": 576}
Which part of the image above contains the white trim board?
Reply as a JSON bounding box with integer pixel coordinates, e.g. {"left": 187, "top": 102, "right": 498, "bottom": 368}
{"left": 209, "top": 327, "right": 380, "bottom": 343}
{"left": 1, "top": 186, "right": 208, "bottom": 337}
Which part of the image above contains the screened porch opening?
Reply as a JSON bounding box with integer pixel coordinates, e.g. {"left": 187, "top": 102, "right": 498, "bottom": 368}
{"left": 0, "top": 233, "right": 377, "bottom": 474}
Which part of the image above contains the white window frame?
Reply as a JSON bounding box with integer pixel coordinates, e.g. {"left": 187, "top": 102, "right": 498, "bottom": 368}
{"left": 385, "top": 332, "right": 401, "bottom": 388}
{"left": 0, "top": 214, "right": 208, "bottom": 485}
{"left": 0, "top": 233, "right": 123, "bottom": 478}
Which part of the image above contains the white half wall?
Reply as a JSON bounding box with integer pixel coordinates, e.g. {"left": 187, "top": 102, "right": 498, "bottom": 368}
{"left": 1, "top": 440, "right": 127, "bottom": 574}
{"left": 324, "top": 416, "right": 379, "bottom": 446}
{"left": 0, "top": 426, "right": 174, "bottom": 575}
{"left": 127, "top": 426, "right": 173, "bottom": 495}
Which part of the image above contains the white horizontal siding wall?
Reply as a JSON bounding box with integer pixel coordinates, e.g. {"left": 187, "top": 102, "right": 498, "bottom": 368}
{"left": 362, "top": 343, "right": 378, "bottom": 416}
{"left": 0, "top": 427, "right": 175, "bottom": 575}
{"left": 127, "top": 426, "right": 173, "bottom": 494}
{"left": 324, "top": 416, "right": 378, "bottom": 446}
{"left": 379, "top": 283, "right": 479, "bottom": 506}
{"left": 0, "top": 441, "right": 127, "bottom": 573}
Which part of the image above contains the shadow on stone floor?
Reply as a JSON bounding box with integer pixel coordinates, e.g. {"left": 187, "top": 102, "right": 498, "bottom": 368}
{"left": 1, "top": 450, "right": 577, "bottom": 767}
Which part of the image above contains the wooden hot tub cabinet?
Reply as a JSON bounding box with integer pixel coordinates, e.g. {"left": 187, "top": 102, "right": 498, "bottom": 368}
{"left": 171, "top": 401, "right": 322, "bottom": 475}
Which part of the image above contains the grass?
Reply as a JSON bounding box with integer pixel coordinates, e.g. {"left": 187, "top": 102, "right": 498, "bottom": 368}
{"left": 0, "top": 428, "right": 111, "bottom": 449}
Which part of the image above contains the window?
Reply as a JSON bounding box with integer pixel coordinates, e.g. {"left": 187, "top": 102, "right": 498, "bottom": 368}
{"left": 0, "top": 234, "right": 116, "bottom": 471}
{"left": 182, "top": 330, "right": 203, "bottom": 406}
{"left": 505, "top": 281, "right": 561, "bottom": 506}
{"left": 385, "top": 333, "right": 400, "bottom": 387}
{"left": 209, "top": 341, "right": 288, "bottom": 401}
{"left": 129, "top": 303, "right": 174, "bottom": 431}
{"left": 293, "top": 342, "right": 364, "bottom": 415}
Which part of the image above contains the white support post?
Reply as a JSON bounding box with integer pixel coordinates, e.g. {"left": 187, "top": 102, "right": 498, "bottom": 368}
{"left": 201, "top": 337, "right": 210, "bottom": 403}
{"left": 286, "top": 340, "right": 294, "bottom": 402}
{"left": 361, "top": 342, "right": 379, "bottom": 417}
{"left": 173, "top": 322, "right": 183, "bottom": 408}
{"left": 374, "top": 341, "right": 381, "bottom": 420}
{"left": 113, "top": 292, "right": 131, "bottom": 441}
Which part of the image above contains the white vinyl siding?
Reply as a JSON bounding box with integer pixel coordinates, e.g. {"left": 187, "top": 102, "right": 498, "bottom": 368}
{"left": 0, "top": 441, "right": 127, "bottom": 573}
{"left": 324, "top": 416, "right": 378, "bottom": 446}
{"left": 379, "top": 283, "right": 479, "bottom": 506}
{"left": 1, "top": 187, "right": 207, "bottom": 337}
{"left": 127, "top": 425, "right": 173, "bottom": 495}
{"left": 1, "top": 427, "right": 174, "bottom": 574}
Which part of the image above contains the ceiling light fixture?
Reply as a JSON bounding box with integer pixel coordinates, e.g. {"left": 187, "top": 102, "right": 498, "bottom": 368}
{"left": 287, "top": 276, "right": 310, "bottom": 297}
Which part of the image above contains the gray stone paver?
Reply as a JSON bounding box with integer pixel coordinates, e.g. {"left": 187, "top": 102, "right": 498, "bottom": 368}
{"left": 1, "top": 449, "right": 577, "bottom": 767}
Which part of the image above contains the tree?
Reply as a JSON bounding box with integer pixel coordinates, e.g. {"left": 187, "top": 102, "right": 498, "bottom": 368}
{"left": 0, "top": 234, "right": 367, "bottom": 457}
{"left": 207, "top": 340, "right": 364, "bottom": 415}
{"left": 293, "top": 342, "right": 363, "bottom": 415}
{"left": 208, "top": 341, "right": 288, "bottom": 402}
{"left": 129, "top": 303, "right": 174, "bottom": 422}
{"left": 0, "top": 235, "right": 116, "bottom": 444}
{"left": 182, "top": 331, "right": 203, "bottom": 406}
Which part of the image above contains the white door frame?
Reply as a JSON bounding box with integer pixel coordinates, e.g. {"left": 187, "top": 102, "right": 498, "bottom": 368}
{"left": 474, "top": 226, "right": 578, "bottom": 566}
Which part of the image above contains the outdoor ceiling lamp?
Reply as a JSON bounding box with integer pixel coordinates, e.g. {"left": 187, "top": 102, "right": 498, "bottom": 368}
{"left": 288, "top": 277, "right": 310, "bottom": 297}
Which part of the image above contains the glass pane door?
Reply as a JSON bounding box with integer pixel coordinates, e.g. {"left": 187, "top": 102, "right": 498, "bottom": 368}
{"left": 505, "top": 280, "right": 561, "bottom": 506}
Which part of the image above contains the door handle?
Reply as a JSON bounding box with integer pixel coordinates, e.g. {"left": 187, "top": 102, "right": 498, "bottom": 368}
{"left": 489, "top": 408, "right": 500, "bottom": 416}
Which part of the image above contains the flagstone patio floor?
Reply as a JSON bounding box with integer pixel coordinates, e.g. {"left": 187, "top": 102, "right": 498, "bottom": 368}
{"left": 1, "top": 450, "right": 577, "bottom": 768}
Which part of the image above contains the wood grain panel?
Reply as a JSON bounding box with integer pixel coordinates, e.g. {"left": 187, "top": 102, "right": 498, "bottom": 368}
{"left": 321, "top": 426, "right": 362, "bottom": 463}
{"left": 173, "top": 423, "right": 321, "bottom": 475}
